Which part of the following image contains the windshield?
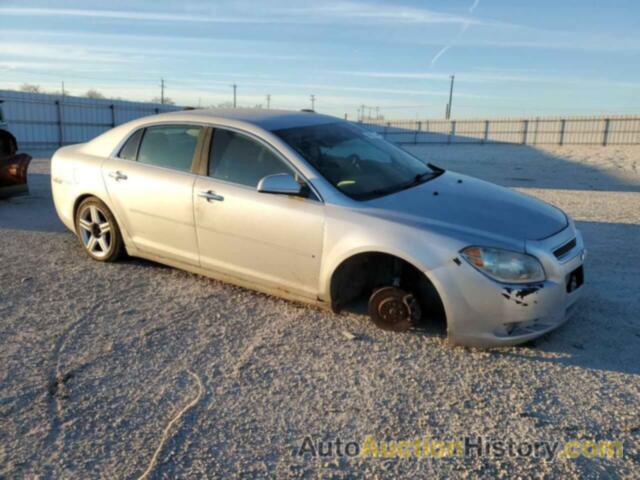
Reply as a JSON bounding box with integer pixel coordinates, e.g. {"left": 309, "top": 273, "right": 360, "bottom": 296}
{"left": 273, "top": 122, "right": 439, "bottom": 200}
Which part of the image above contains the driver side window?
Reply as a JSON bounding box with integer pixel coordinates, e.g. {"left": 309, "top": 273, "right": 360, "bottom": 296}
{"left": 208, "top": 128, "right": 294, "bottom": 188}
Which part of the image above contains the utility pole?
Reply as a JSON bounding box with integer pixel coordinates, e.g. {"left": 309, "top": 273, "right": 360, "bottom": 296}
{"left": 160, "top": 78, "right": 165, "bottom": 105}
{"left": 375, "top": 106, "right": 380, "bottom": 120}
{"left": 232, "top": 84, "right": 237, "bottom": 108}
{"left": 266, "top": 94, "right": 271, "bottom": 109}
{"left": 360, "top": 104, "right": 366, "bottom": 121}
{"left": 310, "top": 94, "right": 316, "bottom": 110}
{"left": 446, "top": 74, "right": 455, "bottom": 120}
{"left": 61, "top": 81, "right": 66, "bottom": 97}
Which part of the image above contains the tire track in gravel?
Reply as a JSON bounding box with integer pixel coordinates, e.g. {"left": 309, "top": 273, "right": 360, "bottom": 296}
{"left": 132, "top": 306, "right": 298, "bottom": 477}
{"left": 230, "top": 309, "right": 295, "bottom": 378}
{"left": 137, "top": 370, "right": 204, "bottom": 480}
{"left": 43, "top": 303, "right": 100, "bottom": 455}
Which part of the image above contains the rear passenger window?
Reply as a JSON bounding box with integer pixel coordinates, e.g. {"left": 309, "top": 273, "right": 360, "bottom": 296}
{"left": 118, "top": 129, "right": 143, "bottom": 161}
{"left": 137, "top": 125, "right": 201, "bottom": 172}
{"left": 209, "top": 129, "right": 294, "bottom": 187}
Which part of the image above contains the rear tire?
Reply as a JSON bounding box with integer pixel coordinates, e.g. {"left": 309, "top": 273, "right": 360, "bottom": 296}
{"left": 75, "top": 197, "right": 123, "bottom": 262}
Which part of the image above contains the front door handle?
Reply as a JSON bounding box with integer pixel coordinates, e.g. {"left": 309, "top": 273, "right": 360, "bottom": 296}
{"left": 108, "top": 170, "right": 128, "bottom": 181}
{"left": 198, "top": 190, "right": 224, "bottom": 202}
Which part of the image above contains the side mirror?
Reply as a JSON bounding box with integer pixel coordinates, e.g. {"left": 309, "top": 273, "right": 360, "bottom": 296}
{"left": 257, "top": 173, "right": 305, "bottom": 196}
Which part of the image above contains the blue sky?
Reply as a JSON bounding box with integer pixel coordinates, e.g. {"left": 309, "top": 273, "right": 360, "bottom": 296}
{"left": 1, "top": 0, "right": 639, "bottom": 119}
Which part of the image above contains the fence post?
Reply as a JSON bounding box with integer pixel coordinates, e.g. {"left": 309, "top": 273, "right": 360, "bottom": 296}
{"left": 448, "top": 121, "right": 456, "bottom": 145}
{"left": 559, "top": 119, "right": 566, "bottom": 146}
{"left": 415, "top": 121, "right": 421, "bottom": 144}
{"left": 602, "top": 118, "right": 611, "bottom": 146}
{"left": 522, "top": 119, "right": 529, "bottom": 145}
{"left": 110, "top": 104, "right": 116, "bottom": 127}
{"left": 483, "top": 120, "right": 489, "bottom": 144}
{"left": 55, "top": 100, "right": 64, "bottom": 147}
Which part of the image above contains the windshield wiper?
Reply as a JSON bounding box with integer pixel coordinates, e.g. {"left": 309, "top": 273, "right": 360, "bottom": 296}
{"left": 412, "top": 171, "right": 433, "bottom": 184}
{"left": 354, "top": 164, "right": 446, "bottom": 200}
{"left": 427, "top": 162, "right": 445, "bottom": 174}
{"left": 406, "top": 167, "right": 442, "bottom": 187}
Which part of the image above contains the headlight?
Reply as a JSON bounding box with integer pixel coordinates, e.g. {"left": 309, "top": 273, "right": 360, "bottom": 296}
{"left": 460, "top": 246, "right": 545, "bottom": 284}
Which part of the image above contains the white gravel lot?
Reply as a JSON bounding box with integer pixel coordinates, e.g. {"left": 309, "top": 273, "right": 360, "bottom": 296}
{"left": 1, "top": 144, "right": 639, "bottom": 478}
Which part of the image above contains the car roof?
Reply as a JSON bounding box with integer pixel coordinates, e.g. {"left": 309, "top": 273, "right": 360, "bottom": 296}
{"left": 148, "top": 108, "right": 340, "bottom": 131}
{"left": 78, "top": 108, "right": 344, "bottom": 158}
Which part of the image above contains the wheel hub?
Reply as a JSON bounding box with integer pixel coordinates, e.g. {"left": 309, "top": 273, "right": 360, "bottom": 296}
{"left": 378, "top": 297, "right": 409, "bottom": 324}
{"left": 368, "top": 286, "right": 421, "bottom": 332}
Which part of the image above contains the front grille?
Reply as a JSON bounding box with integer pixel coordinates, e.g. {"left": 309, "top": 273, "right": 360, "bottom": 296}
{"left": 553, "top": 238, "right": 577, "bottom": 259}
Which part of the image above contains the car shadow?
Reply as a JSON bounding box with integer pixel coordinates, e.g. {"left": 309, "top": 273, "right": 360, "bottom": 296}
{"left": 365, "top": 125, "right": 640, "bottom": 193}
{"left": 2, "top": 154, "right": 638, "bottom": 377}
{"left": 0, "top": 172, "right": 66, "bottom": 233}
{"left": 492, "top": 219, "right": 640, "bottom": 376}
{"left": 337, "top": 219, "right": 640, "bottom": 376}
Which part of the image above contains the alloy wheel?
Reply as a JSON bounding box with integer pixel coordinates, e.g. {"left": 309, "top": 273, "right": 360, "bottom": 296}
{"left": 78, "top": 204, "right": 112, "bottom": 259}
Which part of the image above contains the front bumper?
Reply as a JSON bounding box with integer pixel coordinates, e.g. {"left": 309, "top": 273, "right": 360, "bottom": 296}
{"left": 432, "top": 225, "right": 585, "bottom": 348}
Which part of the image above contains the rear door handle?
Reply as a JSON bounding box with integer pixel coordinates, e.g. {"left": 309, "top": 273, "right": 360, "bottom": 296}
{"left": 108, "top": 171, "right": 127, "bottom": 181}
{"left": 198, "top": 190, "right": 224, "bottom": 202}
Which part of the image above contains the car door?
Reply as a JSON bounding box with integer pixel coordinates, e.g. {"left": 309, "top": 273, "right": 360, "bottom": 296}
{"left": 102, "top": 124, "right": 204, "bottom": 266}
{"left": 193, "top": 127, "right": 325, "bottom": 298}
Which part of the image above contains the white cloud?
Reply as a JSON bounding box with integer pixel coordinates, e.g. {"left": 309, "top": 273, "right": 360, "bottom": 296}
{"left": 329, "top": 69, "right": 640, "bottom": 89}
{"left": 0, "top": 2, "right": 515, "bottom": 28}
{"left": 329, "top": 70, "right": 450, "bottom": 80}
{"left": 292, "top": 1, "right": 485, "bottom": 25}
{"left": 0, "top": 7, "right": 275, "bottom": 24}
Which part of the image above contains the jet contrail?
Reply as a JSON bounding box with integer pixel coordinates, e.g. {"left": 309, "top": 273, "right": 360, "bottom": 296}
{"left": 430, "top": 46, "right": 451, "bottom": 66}
{"left": 430, "top": 0, "right": 480, "bottom": 67}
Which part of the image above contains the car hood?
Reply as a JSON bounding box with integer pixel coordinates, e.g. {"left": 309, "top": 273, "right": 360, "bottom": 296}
{"left": 361, "top": 171, "right": 567, "bottom": 242}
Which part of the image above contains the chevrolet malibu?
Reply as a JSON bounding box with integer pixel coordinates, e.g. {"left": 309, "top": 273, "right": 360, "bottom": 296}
{"left": 51, "top": 109, "right": 585, "bottom": 347}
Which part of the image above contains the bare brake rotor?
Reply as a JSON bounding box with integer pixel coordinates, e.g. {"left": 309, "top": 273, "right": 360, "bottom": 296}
{"left": 368, "top": 286, "right": 421, "bottom": 332}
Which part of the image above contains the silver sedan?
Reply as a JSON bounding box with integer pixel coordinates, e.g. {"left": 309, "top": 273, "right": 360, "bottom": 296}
{"left": 51, "top": 109, "right": 585, "bottom": 347}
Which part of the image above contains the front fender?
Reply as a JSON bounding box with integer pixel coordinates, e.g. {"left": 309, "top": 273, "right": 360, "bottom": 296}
{"left": 318, "top": 207, "right": 465, "bottom": 302}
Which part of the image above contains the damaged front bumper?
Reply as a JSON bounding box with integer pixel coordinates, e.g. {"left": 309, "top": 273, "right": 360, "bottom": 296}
{"left": 436, "top": 225, "right": 585, "bottom": 348}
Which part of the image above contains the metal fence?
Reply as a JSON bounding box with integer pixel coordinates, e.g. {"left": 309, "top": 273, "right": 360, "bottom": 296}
{"left": 0, "top": 90, "right": 181, "bottom": 154}
{"left": 359, "top": 116, "right": 640, "bottom": 146}
{"left": 2, "top": 90, "right": 639, "bottom": 152}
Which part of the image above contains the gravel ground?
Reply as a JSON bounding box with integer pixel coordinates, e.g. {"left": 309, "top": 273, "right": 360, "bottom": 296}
{"left": 1, "top": 145, "right": 639, "bottom": 478}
